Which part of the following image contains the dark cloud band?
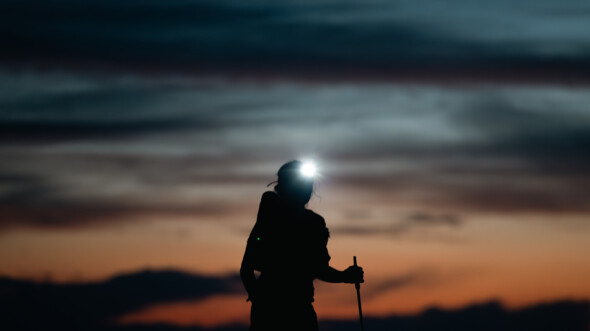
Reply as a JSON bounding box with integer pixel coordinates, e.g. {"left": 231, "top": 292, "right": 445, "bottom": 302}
{"left": 2, "top": 0, "right": 590, "bottom": 81}
{"left": 0, "top": 269, "right": 243, "bottom": 329}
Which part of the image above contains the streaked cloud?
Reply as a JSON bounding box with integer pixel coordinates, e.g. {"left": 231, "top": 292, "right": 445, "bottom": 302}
{"left": 1, "top": 1, "right": 589, "bottom": 327}
{"left": 1, "top": 72, "right": 590, "bottom": 231}
{"left": 334, "top": 212, "right": 462, "bottom": 238}
{"left": 2, "top": 0, "right": 589, "bottom": 81}
{"left": 361, "top": 266, "right": 467, "bottom": 298}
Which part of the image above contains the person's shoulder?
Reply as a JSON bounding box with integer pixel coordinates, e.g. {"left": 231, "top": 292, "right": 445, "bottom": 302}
{"left": 305, "top": 209, "right": 326, "bottom": 226}
{"left": 258, "top": 191, "right": 278, "bottom": 211}
{"left": 305, "top": 209, "right": 330, "bottom": 239}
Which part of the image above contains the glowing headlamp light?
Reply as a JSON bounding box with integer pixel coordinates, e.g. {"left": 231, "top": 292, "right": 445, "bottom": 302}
{"left": 300, "top": 161, "right": 317, "bottom": 178}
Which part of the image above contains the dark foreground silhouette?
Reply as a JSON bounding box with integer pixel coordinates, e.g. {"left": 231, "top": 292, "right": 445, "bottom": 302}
{"left": 1, "top": 270, "right": 588, "bottom": 331}
{"left": 241, "top": 160, "right": 364, "bottom": 331}
{"left": 104, "top": 300, "right": 590, "bottom": 331}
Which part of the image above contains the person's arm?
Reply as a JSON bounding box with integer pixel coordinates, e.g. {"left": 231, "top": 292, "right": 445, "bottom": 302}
{"left": 240, "top": 244, "right": 257, "bottom": 301}
{"left": 240, "top": 191, "right": 277, "bottom": 301}
{"left": 314, "top": 214, "right": 364, "bottom": 284}
{"left": 317, "top": 265, "right": 364, "bottom": 284}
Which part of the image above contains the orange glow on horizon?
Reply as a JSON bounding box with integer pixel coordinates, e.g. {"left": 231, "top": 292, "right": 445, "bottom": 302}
{"left": 114, "top": 295, "right": 250, "bottom": 328}
{"left": 1, "top": 206, "right": 589, "bottom": 328}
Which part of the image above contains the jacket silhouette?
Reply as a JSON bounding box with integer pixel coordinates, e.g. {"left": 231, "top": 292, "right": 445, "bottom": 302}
{"left": 241, "top": 160, "right": 363, "bottom": 331}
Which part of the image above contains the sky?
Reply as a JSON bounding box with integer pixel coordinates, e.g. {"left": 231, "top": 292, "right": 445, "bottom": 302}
{"left": 1, "top": 0, "right": 590, "bottom": 330}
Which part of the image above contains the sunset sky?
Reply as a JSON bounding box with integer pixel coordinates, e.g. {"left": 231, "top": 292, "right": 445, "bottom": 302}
{"left": 1, "top": 0, "right": 590, "bottom": 329}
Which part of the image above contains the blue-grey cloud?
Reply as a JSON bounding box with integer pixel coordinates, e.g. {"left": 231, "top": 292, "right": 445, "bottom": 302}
{"left": 1, "top": 73, "right": 590, "bottom": 232}
{"left": 0, "top": 171, "right": 237, "bottom": 230}
{"left": 2, "top": 0, "right": 590, "bottom": 80}
{"left": 454, "top": 96, "right": 590, "bottom": 161}
{"left": 0, "top": 119, "right": 205, "bottom": 143}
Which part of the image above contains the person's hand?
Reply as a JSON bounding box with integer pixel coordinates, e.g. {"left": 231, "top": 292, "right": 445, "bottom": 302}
{"left": 343, "top": 265, "right": 364, "bottom": 284}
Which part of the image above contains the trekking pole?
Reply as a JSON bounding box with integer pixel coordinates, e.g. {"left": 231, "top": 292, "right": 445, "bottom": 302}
{"left": 353, "top": 256, "right": 365, "bottom": 331}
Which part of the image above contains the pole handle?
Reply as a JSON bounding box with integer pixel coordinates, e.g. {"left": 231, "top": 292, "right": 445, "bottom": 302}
{"left": 353, "top": 256, "right": 360, "bottom": 290}
{"left": 353, "top": 255, "right": 364, "bottom": 331}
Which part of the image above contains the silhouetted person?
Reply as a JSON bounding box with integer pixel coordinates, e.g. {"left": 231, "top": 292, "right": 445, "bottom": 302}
{"left": 241, "top": 160, "right": 364, "bottom": 331}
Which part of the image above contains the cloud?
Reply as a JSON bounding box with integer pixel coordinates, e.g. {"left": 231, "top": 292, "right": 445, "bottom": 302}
{"left": 1, "top": 0, "right": 590, "bottom": 81}
{"left": 320, "top": 300, "right": 590, "bottom": 331}
{"left": 0, "top": 119, "right": 203, "bottom": 144}
{"left": 334, "top": 212, "right": 463, "bottom": 238}
{"left": 454, "top": 96, "right": 590, "bottom": 161}
{"left": 0, "top": 269, "right": 244, "bottom": 329}
{"left": 2, "top": 269, "right": 587, "bottom": 331}
{"left": 0, "top": 74, "right": 223, "bottom": 144}
{"left": 1, "top": 74, "right": 590, "bottom": 233}
{"left": 407, "top": 212, "right": 461, "bottom": 226}
{"left": 361, "top": 267, "right": 443, "bottom": 298}
{"left": 324, "top": 87, "right": 590, "bottom": 214}
{"left": 0, "top": 163, "right": 246, "bottom": 231}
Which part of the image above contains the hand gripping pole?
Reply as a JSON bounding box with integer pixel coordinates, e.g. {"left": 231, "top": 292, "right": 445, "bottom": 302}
{"left": 353, "top": 256, "right": 365, "bottom": 331}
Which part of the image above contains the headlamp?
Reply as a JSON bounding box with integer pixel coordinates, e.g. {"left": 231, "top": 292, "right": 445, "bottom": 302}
{"left": 300, "top": 161, "right": 317, "bottom": 178}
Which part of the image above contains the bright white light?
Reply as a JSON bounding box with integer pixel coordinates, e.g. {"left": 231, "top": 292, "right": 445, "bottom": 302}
{"left": 300, "top": 161, "right": 317, "bottom": 178}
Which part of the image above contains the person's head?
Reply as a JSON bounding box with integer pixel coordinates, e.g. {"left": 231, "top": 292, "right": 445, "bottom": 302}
{"left": 273, "top": 160, "right": 315, "bottom": 207}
